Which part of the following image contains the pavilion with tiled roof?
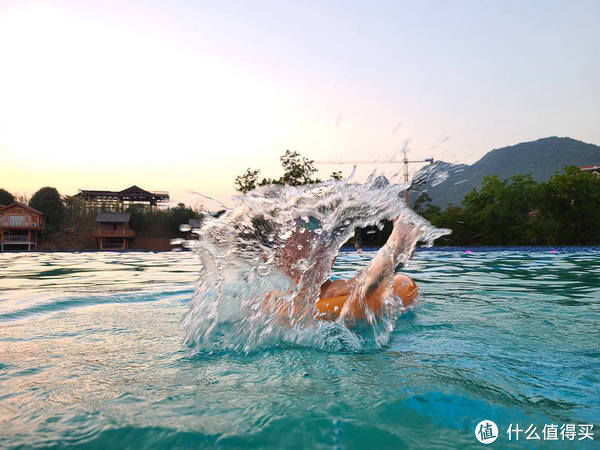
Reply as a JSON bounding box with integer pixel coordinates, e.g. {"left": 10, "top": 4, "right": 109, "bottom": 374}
{"left": 74, "top": 185, "right": 169, "bottom": 208}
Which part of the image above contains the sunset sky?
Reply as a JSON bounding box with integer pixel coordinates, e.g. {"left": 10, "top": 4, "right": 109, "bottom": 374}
{"left": 1, "top": 0, "right": 599, "bottom": 207}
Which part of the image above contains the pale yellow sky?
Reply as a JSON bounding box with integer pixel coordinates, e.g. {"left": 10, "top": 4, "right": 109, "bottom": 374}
{"left": 2, "top": 1, "right": 599, "bottom": 207}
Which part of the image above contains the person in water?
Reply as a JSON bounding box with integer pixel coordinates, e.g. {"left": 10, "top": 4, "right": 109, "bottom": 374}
{"left": 319, "top": 218, "right": 420, "bottom": 321}
{"left": 270, "top": 215, "right": 420, "bottom": 324}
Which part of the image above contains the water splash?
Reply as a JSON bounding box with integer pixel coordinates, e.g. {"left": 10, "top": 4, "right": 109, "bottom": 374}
{"left": 182, "top": 178, "right": 449, "bottom": 353}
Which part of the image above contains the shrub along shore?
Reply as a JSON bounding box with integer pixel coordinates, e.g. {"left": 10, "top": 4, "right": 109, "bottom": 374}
{"left": 415, "top": 166, "right": 600, "bottom": 246}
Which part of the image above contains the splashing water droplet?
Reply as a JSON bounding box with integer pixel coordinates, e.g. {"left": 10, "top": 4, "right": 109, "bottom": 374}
{"left": 294, "top": 258, "right": 309, "bottom": 271}
{"left": 279, "top": 230, "right": 293, "bottom": 240}
{"left": 257, "top": 265, "right": 272, "bottom": 276}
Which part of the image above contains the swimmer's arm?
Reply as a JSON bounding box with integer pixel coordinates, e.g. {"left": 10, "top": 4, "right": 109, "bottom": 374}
{"left": 363, "top": 220, "right": 420, "bottom": 291}
{"left": 366, "top": 272, "right": 387, "bottom": 295}
{"left": 342, "top": 220, "right": 419, "bottom": 319}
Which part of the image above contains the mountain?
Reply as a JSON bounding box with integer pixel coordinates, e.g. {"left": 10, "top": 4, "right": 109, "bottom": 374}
{"left": 414, "top": 137, "right": 600, "bottom": 209}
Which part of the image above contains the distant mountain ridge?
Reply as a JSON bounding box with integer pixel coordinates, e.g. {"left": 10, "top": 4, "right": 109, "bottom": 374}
{"left": 416, "top": 137, "right": 600, "bottom": 209}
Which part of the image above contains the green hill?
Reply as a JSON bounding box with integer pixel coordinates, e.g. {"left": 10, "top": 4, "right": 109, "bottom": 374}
{"left": 415, "top": 137, "right": 600, "bottom": 209}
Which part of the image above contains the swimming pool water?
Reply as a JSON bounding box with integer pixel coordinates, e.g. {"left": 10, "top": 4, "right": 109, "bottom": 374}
{"left": 1, "top": 249, "right": 599, "bottom": 449}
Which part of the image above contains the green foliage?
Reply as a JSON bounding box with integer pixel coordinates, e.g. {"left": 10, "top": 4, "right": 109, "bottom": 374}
{"left": 235, "top": 150, "right": 343, "bottom": 193}
{"left": 125, "top": 203, "right": 200, "bottom": 236}
{"left": 63, "top": 196, "right": 97, "bottom": 232}
{"left": 234, "top": 169, "right": 260, "bottom": 194}
{"left": 167, "top": 204, "right": 199, "bottom": 234}
{"left": 330, "top": 171, "right": 343, "bottom": 181}
{"left": 126, "top": 204, "right": 155, "bottom": 233}
{"left": 461, "top": 174, "right": 537, "bottom": 245}
{"left": 278, "top": 150, "right": 320, "bottom": 186}
{"left": 429, "top": 205, "right": 475, "bottom": 245}
{"left": 413, "top": 193, "right": 432, "bottom": 215}
{"left": 61, "top": 196, "right": 201, "bottom": 238}
{"left": 29, "top": 187, "right": 65, "bottom": 231}
{"left": 422, "top": 166, "right": 600, "bottom": 246}
{"left": 533, "top": 166, "right": 600, "bottom": 245}
{"left": 0, "top": 188, "right": 15, "bottom": 205}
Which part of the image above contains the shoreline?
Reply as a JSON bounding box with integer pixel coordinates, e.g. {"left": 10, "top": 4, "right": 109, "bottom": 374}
{"left": 3, "top": 245, "right": 600, "bottom": 254}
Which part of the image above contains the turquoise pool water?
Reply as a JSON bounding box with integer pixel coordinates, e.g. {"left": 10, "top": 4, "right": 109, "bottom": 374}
{"left": 1, "top": 249, "right": 599, "bottom": 449}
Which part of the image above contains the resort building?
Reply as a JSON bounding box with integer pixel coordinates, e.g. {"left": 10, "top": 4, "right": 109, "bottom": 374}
{"left": 0, "top": 203, "right": 46, "bottom": 251}
{"left": 579, "top": 165, "right": 600, "bottom": 177}
{"left": 74, "top": 185, "right": 170, "bottom": 209}
{"left": 94, "top": 213, "right": 135, "bottom": 250}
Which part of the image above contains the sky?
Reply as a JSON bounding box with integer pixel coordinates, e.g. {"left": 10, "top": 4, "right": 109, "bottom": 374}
{"left": 1, "top": 0, "right": 599, "bottom": 208}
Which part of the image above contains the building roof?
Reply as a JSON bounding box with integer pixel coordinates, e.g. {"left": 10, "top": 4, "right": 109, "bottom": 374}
{"left": 75, "top": 185, "right": 169, "bottom": 204}
{"left": 96, "top": 213, "right": 131, "bottom": 223}
{"left": 0, "top": 202, "right": 46, "bottom": 215}
{"left": 579, "top": 165, "right": 600, "bottom": 171}
{"left": 119, "top": 185, "right": 152, "bottom": 196}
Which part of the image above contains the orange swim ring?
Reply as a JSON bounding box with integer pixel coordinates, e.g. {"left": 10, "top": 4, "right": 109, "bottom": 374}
{"left": 315, "top": 273, "right": 418, "bottom": 320}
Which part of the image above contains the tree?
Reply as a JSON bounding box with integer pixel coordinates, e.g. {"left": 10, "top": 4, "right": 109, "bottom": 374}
{"left": 414, "top": 193, "right": 442, "bottom": 228}
{"left": 168, "top": 203, "right": 200, "bottom": 234}
{"left": 429, "top": 205, "right": 474, "bottom": 245}
{"left": 424, "top": 166, "right": 600, "bottom": 246}
{"left": 533, "top": 166, "right": 600, "bottom": 245}
{"left": 330, "top": 170, "right": 343, "bottom": 181}
{"left": 29, "top": 187, "right": 65, "bottom": 231}
{"left": 413, "top": 193, "right": 432, "bottom": 215}
{"left": 126, "top": 204, "right": 154, "bottom": 233}
{"left": 234, "top": 169, "right": 260, "bottom": 194}
{"left": 0, "top": 188, "right": 15, "bottom": 205}
{"left": 460, "top": 174, "right": 537, "bottom": 245}
{"left": 278, "top": 150, "right": 320, "bottom": 186}
{"left": 424, "top": 174, "right": 539, "bottom": 245}
{"left": 235, "top": 150, "right": 342, "bottom": 193}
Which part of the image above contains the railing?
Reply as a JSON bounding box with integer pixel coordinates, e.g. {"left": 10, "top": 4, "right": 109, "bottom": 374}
{"left": 1, "top": 235, "right": 29, "bottom": 241}
{"left": 0, "top": 220, "right": 38, "bottom": 228}
{"left": 93, "top": 228, "right": 136, "bottom": 238}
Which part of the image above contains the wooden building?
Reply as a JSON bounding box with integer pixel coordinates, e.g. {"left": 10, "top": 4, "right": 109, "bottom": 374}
{"left": 94, "top": 213, "right": 135, "bottom": 250}
{"left": 0, "top": 203, "right": 46, "bottom": 251}
{"left": 75, "top": 185, "right": 169, "bottom": 209}
{"left": 579, "top": 165, "right": 600, "bottom": 177}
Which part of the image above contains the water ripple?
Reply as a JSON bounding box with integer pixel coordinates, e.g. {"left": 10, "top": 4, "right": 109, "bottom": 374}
{"left": 1, "top": 249, "right": 599, "bottom": 448}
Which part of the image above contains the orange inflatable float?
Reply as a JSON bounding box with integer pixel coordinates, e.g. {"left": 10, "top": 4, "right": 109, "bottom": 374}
{"left": 315, "top": 273, "right": 418, "bottom": 320}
